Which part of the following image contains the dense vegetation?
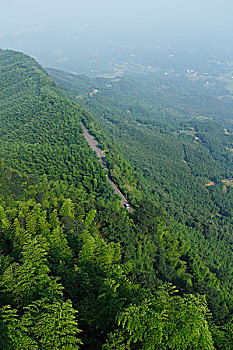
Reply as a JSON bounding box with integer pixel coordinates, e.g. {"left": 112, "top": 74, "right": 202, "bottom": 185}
{"left": 48, "top": 67, "right": 233, "bottom": 271}
{"left": 0, "top": 49, "right": 232, "bottom": 349}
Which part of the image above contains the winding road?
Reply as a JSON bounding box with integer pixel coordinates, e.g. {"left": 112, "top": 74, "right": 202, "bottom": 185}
{"left": 81, "top": 122, "right": 132, "bottom": 212}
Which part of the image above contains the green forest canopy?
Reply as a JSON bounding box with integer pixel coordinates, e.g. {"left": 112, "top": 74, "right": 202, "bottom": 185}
{"left": 0, "top": 49, "right": 232, "bottom": 349}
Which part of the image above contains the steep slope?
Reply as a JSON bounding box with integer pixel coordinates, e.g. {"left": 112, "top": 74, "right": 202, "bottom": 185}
{"left": 0, "top": 50, "right": 232, "bottom": 349}
{"left": 48, "top": 68, "right": 233, "bottom": 233}
{"left": 48, "top": 67, "right": 233, "bottom": 324}
{"left": 48, "top": 69, "right": 233, "bottom": 285}
{"left": 0, "top": 49, "right": 113, "bottom": 203}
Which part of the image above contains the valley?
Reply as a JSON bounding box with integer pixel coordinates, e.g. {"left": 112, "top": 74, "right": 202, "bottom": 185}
{"left": 0, "top": 48, "right": 232, "bottom": 349}
{"left": 2, "top": 0, "right": 233, "bottom": 348}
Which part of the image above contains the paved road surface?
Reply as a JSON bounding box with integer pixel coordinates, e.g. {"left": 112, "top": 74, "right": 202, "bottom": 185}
{"left": 81, "top": 122, "right": 132, "bottom": 212}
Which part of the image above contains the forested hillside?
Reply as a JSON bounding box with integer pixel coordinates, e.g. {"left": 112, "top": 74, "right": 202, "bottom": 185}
{"left": 48, "top": 69, "right": 233, "bottom": 293}
{"left": 0, "top": 49, "right": 232, "bottom": 349}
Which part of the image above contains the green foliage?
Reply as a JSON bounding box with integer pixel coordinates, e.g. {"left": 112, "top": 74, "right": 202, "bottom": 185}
{"left": 0, "top": 49, "right": 232, "bottom": 349}
{"left": 0, "top": 305, "right": 38, "bottom": 350}
{"left": 49, "top": 65, "right": 233, "bottom": 329}
{"left": 0, "top": 235, "right": 63, "bottom": 307}
{"left": 21, "top": 299, "right": 82, "bottom": 349}
{"left": 105, "top": 285, "right": 215, "bottom": 350}
{"left": 0, "top": 300, "right": 82, "bottom": 350}
{"left": 213, "top": 318, "right": 233, "bottom": 350}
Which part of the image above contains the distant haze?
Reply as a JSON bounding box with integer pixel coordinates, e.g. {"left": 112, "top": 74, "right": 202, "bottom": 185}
{"left": 1, "top": 0, "right": 233, "bottom": 73}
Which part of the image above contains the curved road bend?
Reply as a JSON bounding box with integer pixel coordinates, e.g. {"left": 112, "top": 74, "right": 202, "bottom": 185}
{"left": 81, "top": 122, "right": 133, "bottom": 212}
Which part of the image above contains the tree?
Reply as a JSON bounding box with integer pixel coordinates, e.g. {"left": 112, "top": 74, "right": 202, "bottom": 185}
{"left": 0, "top": 300, "right": 82, "bottom": 350}
{"left": 21, "top": 298, "right": 82, "bottom": 349}
{"left": 104, "top": 284, "right": 215, "bottom": 350}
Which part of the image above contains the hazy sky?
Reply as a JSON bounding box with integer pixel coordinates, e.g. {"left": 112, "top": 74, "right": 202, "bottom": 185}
{"left": 1, "top": 0, "right": 233, "bottom": 72}
{"left": 1, "top": 0, "right": 233, "bottom": 36}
